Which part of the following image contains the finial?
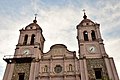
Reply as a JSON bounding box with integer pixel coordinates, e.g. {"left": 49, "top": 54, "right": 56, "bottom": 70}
{"left": 82, "top": 9, "right": 87, "bottom": 19}
{"left": 33, "top": 13, "right": 37, "bottom": 23}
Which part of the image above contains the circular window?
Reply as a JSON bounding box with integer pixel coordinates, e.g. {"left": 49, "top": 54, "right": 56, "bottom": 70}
{"left": 54, "top": 65, "right": 62, "bottom": 73}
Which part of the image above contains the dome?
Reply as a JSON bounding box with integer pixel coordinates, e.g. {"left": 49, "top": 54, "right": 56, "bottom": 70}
{"left": 25, "top": 23, "right": 42, "bottom": 30}
{"left": 25, "top": 18, "right": 42, "bottom": 31}
{"left": 50, "top": 44, "right": 67, "bottom": 49}
{"left": 79, "top": 18, "right": 95, "bottom": 26}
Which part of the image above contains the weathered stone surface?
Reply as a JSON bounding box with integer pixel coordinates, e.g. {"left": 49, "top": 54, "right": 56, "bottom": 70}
{"left": 11, "top": 62, "right": 31, "bottom": 80}
{"left": 86, "top": 58, "right": 108, "bottom": 79}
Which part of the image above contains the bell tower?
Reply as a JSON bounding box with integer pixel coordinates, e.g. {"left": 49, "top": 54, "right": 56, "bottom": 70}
{"left": 3, "top": 16, "right": 45, "bottom": 80}
{"left": 77, "top": 11, "right": 107, "bottom": 58}
{"left": 77, "top": 11, "right": 119, "bottom": 80}
{"left": 17, "top": 16, "right": 45, "bottom": 59}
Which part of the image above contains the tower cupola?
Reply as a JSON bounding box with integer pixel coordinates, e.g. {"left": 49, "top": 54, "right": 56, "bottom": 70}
{"left": 24, "top": 17, "right": 42, "bottom": 31}
{"left": 77, "top": 11, "right": 95, "bottom": 29}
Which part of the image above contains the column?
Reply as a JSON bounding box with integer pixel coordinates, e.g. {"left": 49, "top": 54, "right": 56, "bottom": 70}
{"left": 110, "top": 58, "right": 119, "bottom": 80}
{"left": 36, "top": 30, "right": 40, "bottom": 43}
{"left": 99, "top": 43, "right": 106, "bottom": 55}
{"left": 79, "top": 59, "right": 86, "bottom": 80}
{"left": 39, "top": 60, "right": 41, "bottom": 79}
{"left": 96, "top": 25, "right": 102, "bottom": 39}
{"left": 29, "top": 62, "right": 35, "bottom": 80}
{"left": 104, "top": 57, "right": 114, "bottom": 80}
{"left": 80, "top": 44, "right": 85, "bottom": 57}
{"left": 7, "top": 63, "right": 15, "bottom": 80}
{"left": 50, "top": 56, "right": 52, "bottom": 80}
{"left": 74, "top": 58, "right": 76, "bottom": 80}
{"left": 64, "top": 76, "right": 66, "bottom": 80}
{"left": 3, "top": 63, "right": 15, "bottom": 80}
{"left": 63, "top": 56, "right": 66, "bottom": 80}
{"left": 34, "top": 61, "right": 39, "bottom": 80}
{"left": 88, "top": 30, "right": 92, "bottom": 41}
{"left": 18, "top": 33, "right": 23, "bottom": 44}
{"left": 28, "top": 35, "right": 31, "bottom": 44}
{"left": 50, "top": 77, "right": 52, "bottom": 80}
{"left": 83, "top": 59, "right": 88, "bottom": 80}
{"left": 79, "top": 29, "right": 84, "bottom": 40}
{"left": 75, "top": 58, "right": 79, "bottom": 80}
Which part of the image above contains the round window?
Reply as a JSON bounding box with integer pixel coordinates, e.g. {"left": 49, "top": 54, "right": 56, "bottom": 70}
{"left": 54, "top": 65, "right": 62, "bottom": 73}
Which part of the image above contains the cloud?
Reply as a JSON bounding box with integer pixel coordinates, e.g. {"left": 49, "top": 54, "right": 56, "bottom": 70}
{"left": 0, "top": 0, "right": 120, "bottom": 79}
{"left": 35, "top": 5, "right": 81, "bottom": 52}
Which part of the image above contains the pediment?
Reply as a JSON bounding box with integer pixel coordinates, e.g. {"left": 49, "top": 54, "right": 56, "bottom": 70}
{"left": 43, "top": 44, "right": 76, "bottom": 59}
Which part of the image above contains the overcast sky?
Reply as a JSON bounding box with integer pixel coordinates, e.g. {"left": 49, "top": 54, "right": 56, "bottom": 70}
{"left": 0, "top": 0, "right": 120, "bottom": 79}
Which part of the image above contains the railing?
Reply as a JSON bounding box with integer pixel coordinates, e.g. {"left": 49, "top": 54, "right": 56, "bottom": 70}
{"left": 3, "top": 54, "right": 34, "bottom": 59}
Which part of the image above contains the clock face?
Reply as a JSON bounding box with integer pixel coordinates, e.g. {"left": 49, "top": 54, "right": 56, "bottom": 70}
{"left": 23, "top": 49, "right": 30, "bottom": 54}
{"left": 54, "top": 65, "right": 62, "bottom": 73}
{"left": 87, "top": 46, "right": 96, "bottom": 53}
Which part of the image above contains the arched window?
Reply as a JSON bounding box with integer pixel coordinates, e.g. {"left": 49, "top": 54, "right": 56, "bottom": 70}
{"left": 69, "top": 64, "right": 73, "bottom": 71}
{"left": 23, "top": 35, "right": 28, "bottom": 45}
{"left": 44, "top": 65, "right": 48, "bottom": 72}
{"left": 30, "top": 34, "right": 35, "bottom": 45}
{"left": 91, "top": 30, "right": 96, "bottom": 41}
{"left": 83, "top": 31, "right": 89, "bottom": 41}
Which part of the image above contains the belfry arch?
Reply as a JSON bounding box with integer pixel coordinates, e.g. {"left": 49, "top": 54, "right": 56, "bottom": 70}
{"left": 91, "top": 30, "right": 96, "bottom": 41}
{"left": 30, "top": 34, "right": 35, "bottom": 45}
{"left": 23, "top": 34, "right": 28, "bottom": 45}
{"left": 83, "top": 31, "right": 89, "bottom": 41}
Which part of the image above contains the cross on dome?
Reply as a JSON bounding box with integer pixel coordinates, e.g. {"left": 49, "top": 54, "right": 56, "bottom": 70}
{"left": 33, "top": 13, "right": 38, "bottom": 23}
{"left": 82, "top": 9, "right": 87, "bottom": 19}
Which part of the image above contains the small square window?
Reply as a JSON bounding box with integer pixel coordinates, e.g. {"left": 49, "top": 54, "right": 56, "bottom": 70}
{"left": 94, "top": 68, "right": 102, "bottom": 79}
{"left": 18, "top": 73, "right": 25, "bottom": 80}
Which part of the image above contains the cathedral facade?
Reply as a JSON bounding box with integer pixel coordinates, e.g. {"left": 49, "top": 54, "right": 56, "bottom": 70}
{"left": 3, "top": 13, "right": 119, "bottom": 80}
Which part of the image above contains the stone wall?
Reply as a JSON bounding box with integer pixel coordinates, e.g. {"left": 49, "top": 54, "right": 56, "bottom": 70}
{"left": 11, "top": 62, "right": 31, "bottom": 80}
{"left": 86, "top": 58, "right": 109, "bottom": 80}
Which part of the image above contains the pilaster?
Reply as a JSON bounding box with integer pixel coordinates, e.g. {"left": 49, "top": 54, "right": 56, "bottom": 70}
{"left": 109, "top": 58, "right": 119, "bottom": 80}
{"left": 3, "top": 63, "right": 14, "bottom": 80}
{"left": 104, "top": 57, "right": 114, "bottom": 80}
{"left": 29, "top": 62, "right": 35, "bottom": 80}
{"left": 79, "top": 59, "right": 86, "bottom": 80}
